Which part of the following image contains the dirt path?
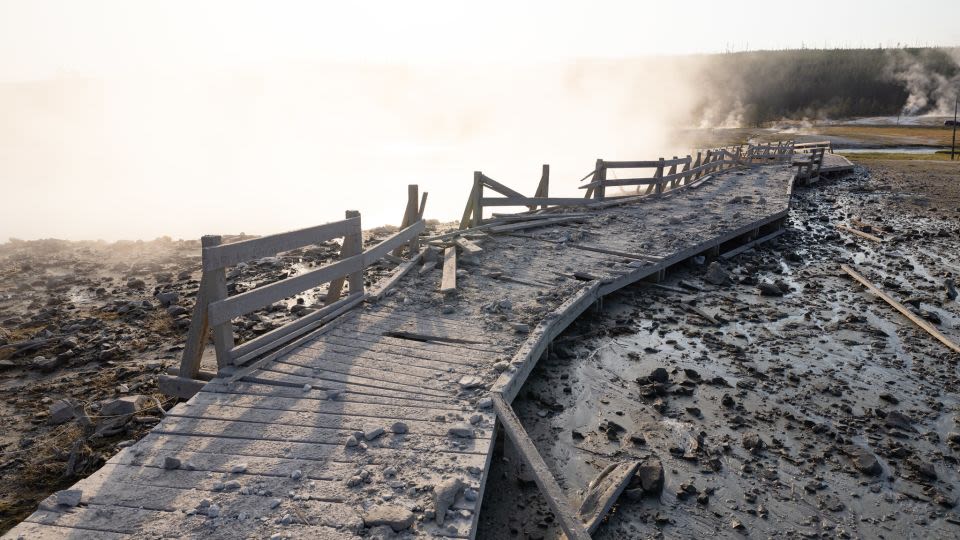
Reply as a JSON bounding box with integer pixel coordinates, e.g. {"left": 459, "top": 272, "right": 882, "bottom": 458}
{"left": 478, "top": 160, "right": 960, "bottom": 539}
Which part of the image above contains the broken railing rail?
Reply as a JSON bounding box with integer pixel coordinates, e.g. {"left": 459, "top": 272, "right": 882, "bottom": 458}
{"left": 161, "top": 187, "right": 427, "bottom": 399}
{"left": 582, "top": 147, "right": 741, "bottom": 199}
{"left": 460, "top": 166, "right": 551, "bottom": 229}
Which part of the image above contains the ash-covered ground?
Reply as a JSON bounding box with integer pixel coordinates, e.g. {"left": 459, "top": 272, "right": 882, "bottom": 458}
{"left": 0, "top": 225, "right": 425, "bottom": 534}
{"left": 478, "top": 160, "right": 960, "bottom": 539}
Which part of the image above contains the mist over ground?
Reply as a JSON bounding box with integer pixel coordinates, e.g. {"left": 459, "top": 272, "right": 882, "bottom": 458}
{"left": 2, "top": 47, "right": 958, "bottom": 242}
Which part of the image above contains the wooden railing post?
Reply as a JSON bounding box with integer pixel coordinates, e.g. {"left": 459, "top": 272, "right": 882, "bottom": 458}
{"left": 653, "top": 157, "right": 665, "bottom": 194}
{"left": 534, "top": 164, "right": 550, "bottom": 209}
{"left": 471, "top": 172, "right": 483, "bottom": 227}
{"left": 178, "top": 235, "right": 220, "bottom": 378}
{"left": 326, "top": 210, "right": 363, "bottom": 305}
{"left": 593, "top": 159, "right": 606, "bottom": 200}
{"left": 680, "top": 155, "right": 692, "bottom": 185}
{"left": 205, "top": 236, "right": 234, "bottom": 369}
{"left": 392, "top": 185, "right": 418, "bottom": 256}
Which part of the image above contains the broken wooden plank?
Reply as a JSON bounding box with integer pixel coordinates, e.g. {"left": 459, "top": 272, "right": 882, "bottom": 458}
{"left": 440, "top": 246, "right": 457, "bottom": 293}
{"left": 454, "top": 237, "right": 483, "bottom": 256}
{"left": 488, "top": 216, "right": 588, "bottom": 234}
{"left": 492, "top": 393, "right": 591, "bottom": 540}
{"left": 577, "top": 461, "right": 641, "bottom": 533}
{"left": 836, "top": 224, "right": 883, "bottom": 243}
{"left": 841, "top": 264, "right": 960, "bottom": 354}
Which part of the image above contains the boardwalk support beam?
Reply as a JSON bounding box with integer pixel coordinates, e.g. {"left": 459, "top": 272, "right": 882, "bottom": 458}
{"left": 492, "top": 392, "right": 592, "bottom": 540}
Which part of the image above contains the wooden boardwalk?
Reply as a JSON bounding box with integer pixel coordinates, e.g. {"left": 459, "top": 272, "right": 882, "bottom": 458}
{"left": 7, "top": 163, "right": 800, "bottom": 539}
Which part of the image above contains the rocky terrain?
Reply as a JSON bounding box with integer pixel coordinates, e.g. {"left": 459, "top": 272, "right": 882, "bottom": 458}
{"left": 478, "top": 160, "right": 960, "bottom": 539}
{"left": 0, "top": 225, "right": 425, "bottom": 534}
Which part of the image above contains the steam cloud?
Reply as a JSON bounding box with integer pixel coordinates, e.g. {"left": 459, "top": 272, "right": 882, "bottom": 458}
{"left": 886, "top": 48, "right": 960, "bottom": 116}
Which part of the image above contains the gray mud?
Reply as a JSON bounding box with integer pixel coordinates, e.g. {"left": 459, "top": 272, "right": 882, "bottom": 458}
{"left": 478, "top": 161, "right": 960, "bottom": 539}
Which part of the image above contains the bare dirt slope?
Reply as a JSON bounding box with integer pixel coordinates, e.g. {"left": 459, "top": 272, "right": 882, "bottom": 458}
{"left": 478, "top": 159, "right": 960, "bottom": 539}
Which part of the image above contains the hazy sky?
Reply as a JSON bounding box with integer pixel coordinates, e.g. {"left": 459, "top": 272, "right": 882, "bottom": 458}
{"left": 2, "top": 0, "right": 958, "bottom": 80}
{"left": 1, "top": 1, "right": 958, "bottom": 241}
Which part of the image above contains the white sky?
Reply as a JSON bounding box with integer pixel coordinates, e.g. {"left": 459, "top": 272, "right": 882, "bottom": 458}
{"left": 1, "top": 1, "right": 958, "bottom": 241}
{"left": 2, "top": 0, "right": 958, "bottom": 80}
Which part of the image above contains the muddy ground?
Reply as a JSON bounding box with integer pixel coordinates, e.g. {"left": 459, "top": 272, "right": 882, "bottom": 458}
{"left": 477, "top": 159, "right": 960, "bottom": 539}
{"left": 0, "top": 225, "right": 428, "bottom": 534}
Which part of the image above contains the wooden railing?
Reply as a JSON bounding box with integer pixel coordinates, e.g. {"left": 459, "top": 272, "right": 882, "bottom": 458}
{"left": 162, "top": 187, "right": 426, "bottom": 398}
{"left": 794, "top": 140, "right": 834, "bottom": 153}
{"left": 742, "top": 140, "right": 796, "bottom": 164}
{"left": 582, "top": 148, "right": 741, "bottom": 199}
{"left": 460, "top": 165, "right": 555, "bottom": 229}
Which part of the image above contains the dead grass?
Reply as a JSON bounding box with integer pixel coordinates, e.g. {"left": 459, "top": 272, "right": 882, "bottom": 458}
{"left": 820, "top": 125, "right": 957, "bottom": 146}
{"left": 841, "top": 152, "right": 960, "bottom": 162}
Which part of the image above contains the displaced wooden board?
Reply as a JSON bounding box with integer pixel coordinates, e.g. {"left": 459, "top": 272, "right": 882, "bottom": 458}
{"left": 576, "top": 461, "right": 641, "bottom": 533}
{"left": 842, "top": 264, "right": 960, "bottom": 354}
{"left": 836, "top": 224, "right": 883, "bottom": 243}
{"left": 455, "top": 237, "right": 484, "bottom": 255}
{"left": 492, "top": 393, "right": 590, "bottom": 540}
{"left": 440, "top": 246, "right": 457, "bottom": 293}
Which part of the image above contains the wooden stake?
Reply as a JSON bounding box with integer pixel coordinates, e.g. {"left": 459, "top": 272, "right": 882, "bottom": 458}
{"left": 440, "top": 246, "right": 457, "bottom": 293}
{"left": 841, "top": 264, "right": 960, "bottom": 354}
{"left": 326, "top": 210, "right": 363, "bottom": 305}
{"left": 178, "top": 234, "right": 220, "bottom": 379}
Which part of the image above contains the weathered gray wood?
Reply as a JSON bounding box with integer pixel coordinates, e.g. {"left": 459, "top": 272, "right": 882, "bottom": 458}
{"left": 842, "top": 264, "right": 960, "bottom": 354}
{"left": 208, "top": 221, "right": 424, "bottom": 326}
{"left": 492, "top": 393, "right": 591, "bottom": 540}
{"left": 201, "top": 217, "right": 360, "bottom": 271}
{"left": 208, "top": 238, "right": 234, "bottom": 369}
{"left": 577, "top": 461, "right": 641, "bottom": 533}
{"left": 168, "top": 402, "right": 491, "bottom": 438}
{"left": 326, "top": 210, "right": 363, "bottom": 305}
{"left": 157, "top": 374, "right": 206, "bottom": 399}
{"left": 480, "top": 196, "right": 600, "bottom": 206}
{"left": 487, "top": 215, "right": 587, "bottom": 233}
{"left": 187, "top": 391, "right": 488, "bottom": 422}
{"left": 178, "top": 235, "right": 219, "bottom": 379}
{"left": 440, "top": 246, "right": 457, "bottom": 293}
{"left": 455, "top": 237, "right": 483, "bottom": 255}
{"left": 720, "top": 228, "right": 786, "bottom": 260}
{"left": 367, "top": 249, "right": 424, "bottom": 301}
{"left": 480, "top": 174, "right": 527, "bottom": 200}
{"left": 228, "top": 293, "right": 365, "bottom": 365}
{"left": 201, "top": 380, "right": 464, "bottom": 410}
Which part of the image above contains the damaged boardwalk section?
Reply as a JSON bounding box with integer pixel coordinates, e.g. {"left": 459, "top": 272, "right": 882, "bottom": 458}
{"left": 8, "top": 147, "right": 831, "bottom": 538}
